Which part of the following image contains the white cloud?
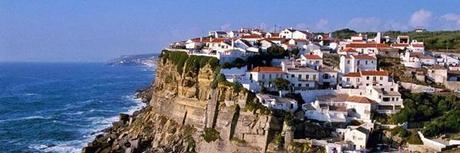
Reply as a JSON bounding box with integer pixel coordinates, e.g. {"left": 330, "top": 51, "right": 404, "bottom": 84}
{"left": 347, "top": 17, "right": 381, "bottom": 31}
{"left": 315, "top": 19, "right": 329, "bottom": 31}
{"left": 409, "top": 9, "right": 432, "bottom": 28}
{"left": 440, "top": 13, "right": 460, "bottom": 29}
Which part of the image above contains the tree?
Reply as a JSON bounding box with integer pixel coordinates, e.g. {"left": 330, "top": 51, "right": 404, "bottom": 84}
{"left": 267, "top": 46, "right": 288, "bottom": 58}
{"left": 273, "top": 78, "right": 290, "bottom": 91}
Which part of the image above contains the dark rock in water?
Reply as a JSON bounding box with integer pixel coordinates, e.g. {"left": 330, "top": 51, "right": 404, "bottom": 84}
{"left": 119, "top": 113, "right": 130, "bottom": 124}
{"left": 82, "top": 146, "right": 96, "bottom": 153}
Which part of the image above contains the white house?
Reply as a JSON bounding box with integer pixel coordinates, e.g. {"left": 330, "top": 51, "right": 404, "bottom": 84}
{"left": 339, "top": 54, "right": 377, "bottom": 74}
{"left": 340, "top": 70, "right": 391, "bottom": 89}
{"left": 259, "top": 39, "right": 275, "bottom": 51}
{"left": 344, "top": 43, "right": 391, "bottom": 55}
{"left": 426, "top": 65, "right": 448, "bottom": 84}
{"left": 256, "top": 94, "right": 298, "bottom": 112}
{"left": 209, "top": 31, "right": 228, "bottom": 38}
{"left": 279, "top": 28, "right": 312, "bottom": 40}
{"left": 343, "top": 127, "right": 369, "bottom": 150}
{"left": 300, "top": 54, "right": 323, "bottom": 67}
{"left": 248, "top": 66, "right": 284, "bottom": 89}
{"left": 304, "top": 94, "right": 374, "bottom": 123}
{"left": 365, "top": 86, "right": 403, "bottom": 114}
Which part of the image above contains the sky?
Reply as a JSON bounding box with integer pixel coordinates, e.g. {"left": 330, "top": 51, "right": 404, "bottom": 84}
{"left": 1, "top": 0, "right": 460, "bottom": 62}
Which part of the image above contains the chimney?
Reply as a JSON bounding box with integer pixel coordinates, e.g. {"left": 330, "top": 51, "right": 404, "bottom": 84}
{"left": 200, "top": 37, "right": 203, "bottom": 42}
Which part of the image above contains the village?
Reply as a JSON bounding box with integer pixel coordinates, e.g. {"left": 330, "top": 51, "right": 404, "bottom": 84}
{"left": 165, "top": 27, "right": 460, "bottom": 153}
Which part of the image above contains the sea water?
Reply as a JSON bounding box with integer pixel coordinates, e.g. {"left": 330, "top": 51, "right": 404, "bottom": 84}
{"left": 0, "top": 63, "right": 154, "bottom": 152}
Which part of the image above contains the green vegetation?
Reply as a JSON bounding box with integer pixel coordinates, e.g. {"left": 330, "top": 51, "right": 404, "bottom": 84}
{"left": 267, "top": 46, "right": 288, "bottom": 58}
{"left": 230, "top": 137, "right": 247, "bottom": 145}
{"left": 284, "top": 111, "right": 295, "bottom": 126}
{"left": 323, "top": 53, "right": 339, "bottom": 68}
{"left": 331, "top": 28, "right": 358, "bottom": 40}
{"left": 273, "top": 78, "right": 290, "bottom": 91}
{"left": 384, "top": 30, "right": 460, "bottom": 52}
{"left": 288, "top": 142, "right": 325, "bottom": 153}
{"left": 244, "top": 93, "right": 270, "bottom": 115}
{"left": 407, "top": 131, "right": 423, "bottom": 144}
{"left": 160, "top": 50, "right": 219, "bottom": 75}
{"left": 222, "top": 57, "right": 246, "bottom": 69}
{"left": 390, "top": 127, "right": 410, "bottom": 138}
{"left": 273, "top": 133, "right": 283, "bottom": 146}
{"left": 377, "top": 55, "right": 444, "bottom": 87}
{"left": 391, "top": 92, "right": 460, "bottom": 137}
{"left": 201, "top": 128, "right": 220, "bottom": 143}
{"left": 183, "top": 125, "right": 197, "bottom": 152}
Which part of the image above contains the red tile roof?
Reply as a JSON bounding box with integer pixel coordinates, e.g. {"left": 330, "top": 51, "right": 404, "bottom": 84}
{"left": 360, "top": 70, "right": 389, "bottom": 76}
{"left": 266, "top": 37, "right": 285, "bottom": 41}
{"left": 343, "top": 47, "right": 357, "bottom": 52}
{"left": 304, "top": 54, "right": 322, "bottom": 59}
{"left": 344, "top": 72, "right": 361, "bottom": 77}
{"left": 346, "top": 43, "right": 390, "bottom": 49}
{"left": 250, "top": 66, "right": 283, "bottom": 73}
{"left": 346, "top": 96, "right": 375, "bottom": 104}
{"left": 391, "top": 44, "right": 409, "bottom": 47}
{"left": 352, "top": 54, "right": 376, "bottom": 60}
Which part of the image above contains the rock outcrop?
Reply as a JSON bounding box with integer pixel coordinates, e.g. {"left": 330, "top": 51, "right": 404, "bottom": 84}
{"left": 84, "top": 51, "right": 281, "bottom": 153}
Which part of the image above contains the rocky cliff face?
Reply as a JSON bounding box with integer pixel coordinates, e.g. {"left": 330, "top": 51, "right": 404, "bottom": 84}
{"left": 84, "top": 51, "right": 281, "bottom": 153}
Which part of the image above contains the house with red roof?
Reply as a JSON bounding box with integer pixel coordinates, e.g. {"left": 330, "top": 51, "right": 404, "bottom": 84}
{"left": 300, "top": 53, "right": 323, "bottom": 67}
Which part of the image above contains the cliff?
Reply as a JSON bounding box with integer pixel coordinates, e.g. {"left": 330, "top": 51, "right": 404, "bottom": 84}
{"left": 84, "top": 51, "right": 283, "bottom": 153}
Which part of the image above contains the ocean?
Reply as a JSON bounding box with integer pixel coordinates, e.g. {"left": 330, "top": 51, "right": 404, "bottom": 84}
{"left": 0, "top": 63, "right": 155, "bottom": 153}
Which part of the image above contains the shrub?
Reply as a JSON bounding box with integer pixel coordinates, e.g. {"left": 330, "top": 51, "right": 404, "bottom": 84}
{"left": 202, "top": 128, "right": 220, "bottom": 143}
{"left": 407, "top": 131, "right": 423, "bottom": 144}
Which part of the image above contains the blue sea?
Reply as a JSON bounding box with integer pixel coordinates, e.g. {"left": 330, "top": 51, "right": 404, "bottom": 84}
{"left": 0, "top": 63, "right": 155, "bottom": 153}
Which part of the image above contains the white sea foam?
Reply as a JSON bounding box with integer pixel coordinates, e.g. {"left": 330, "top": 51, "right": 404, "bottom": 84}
{"left": 29, "top": 140, "right": 83, "bottom": 153}
{"left": 0, "top": 115, "right": 50, "bottom": 123}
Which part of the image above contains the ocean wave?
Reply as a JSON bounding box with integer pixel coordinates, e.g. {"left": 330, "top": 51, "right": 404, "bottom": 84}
{"left": 0, "top": 115, "right": 51, "bottom": 123}
{"left": 29, "top": 140, "right": 83, "bottom": 153}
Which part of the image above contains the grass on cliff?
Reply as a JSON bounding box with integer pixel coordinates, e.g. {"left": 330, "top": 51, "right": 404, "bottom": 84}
{"left": 160, "top": 50, "right": 219, "bottom": 75}
{"left": 202, "top": 128, "right": 220, "bottom": 143}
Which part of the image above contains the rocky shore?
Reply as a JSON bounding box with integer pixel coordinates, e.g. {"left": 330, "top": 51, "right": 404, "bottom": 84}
{"left": 82, "top": 86, "right": 154, "bottom": 153}
{"left": 83, "top": 51, "right": 287, "bottom": 153}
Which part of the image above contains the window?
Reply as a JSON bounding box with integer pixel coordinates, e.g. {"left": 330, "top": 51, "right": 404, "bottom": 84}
{"left": 298, "top": 74, "right": 301, "bottom": 79}
{"left": 313, "top": 75, "right": 317, "bottom": 80}
{"left": 291, "top": 74, "right": 295, "bottom": 78}
{"left": 365, "top": 60, "right": 368, "bottom": 64}
{"left": 367, "top": 76, "right": 370, "bottom": 80}
{"left": 347, "top": 60, "right": 350, "bottom": 64}
{"left": 347, "top": 78, "right": 350, "bottom": 81}
{"left": 306, "top": 75, "right": 310, "bottom": 80}
{"left": 262, "top": 74, "right": 265, "bottom": 79}
{"left": 380, "top": 77, "right": 383, "bottom": 80}
{"left": 298, "top": 83, "right": 301, "bottom": 87}
{"left": 373, "top": 76, "right": 376, "bottom": 81}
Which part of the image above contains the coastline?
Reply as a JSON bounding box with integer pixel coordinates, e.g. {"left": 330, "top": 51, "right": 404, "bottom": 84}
{"left": 82, "top": 84, "right": 154, "bottom": 152}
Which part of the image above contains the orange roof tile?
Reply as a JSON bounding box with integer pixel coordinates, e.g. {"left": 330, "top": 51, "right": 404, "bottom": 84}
{"left": 250, "top": 66, "right": 283, "bottom": 73}
{"left": 346, "top": 96, "right": 375, "bottom": 104}
{"left": 344, "top": 72, "right": 361, "bottom": 77}
{"left": 360, "top": 70, "right": 389, "bottom": 76}
{"left": 346, "top": 43, "right": 390, "bottom": 49}
{"left": 343, "top": 47, "right": 357, "bottom": 52}
{"left": 304, "top": 54, "right": 322, "bottom": 59}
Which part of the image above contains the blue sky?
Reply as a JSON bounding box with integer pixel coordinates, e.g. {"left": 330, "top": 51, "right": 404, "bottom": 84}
{"left": 1, "top": 0, "right": 460, "bottom": 62}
